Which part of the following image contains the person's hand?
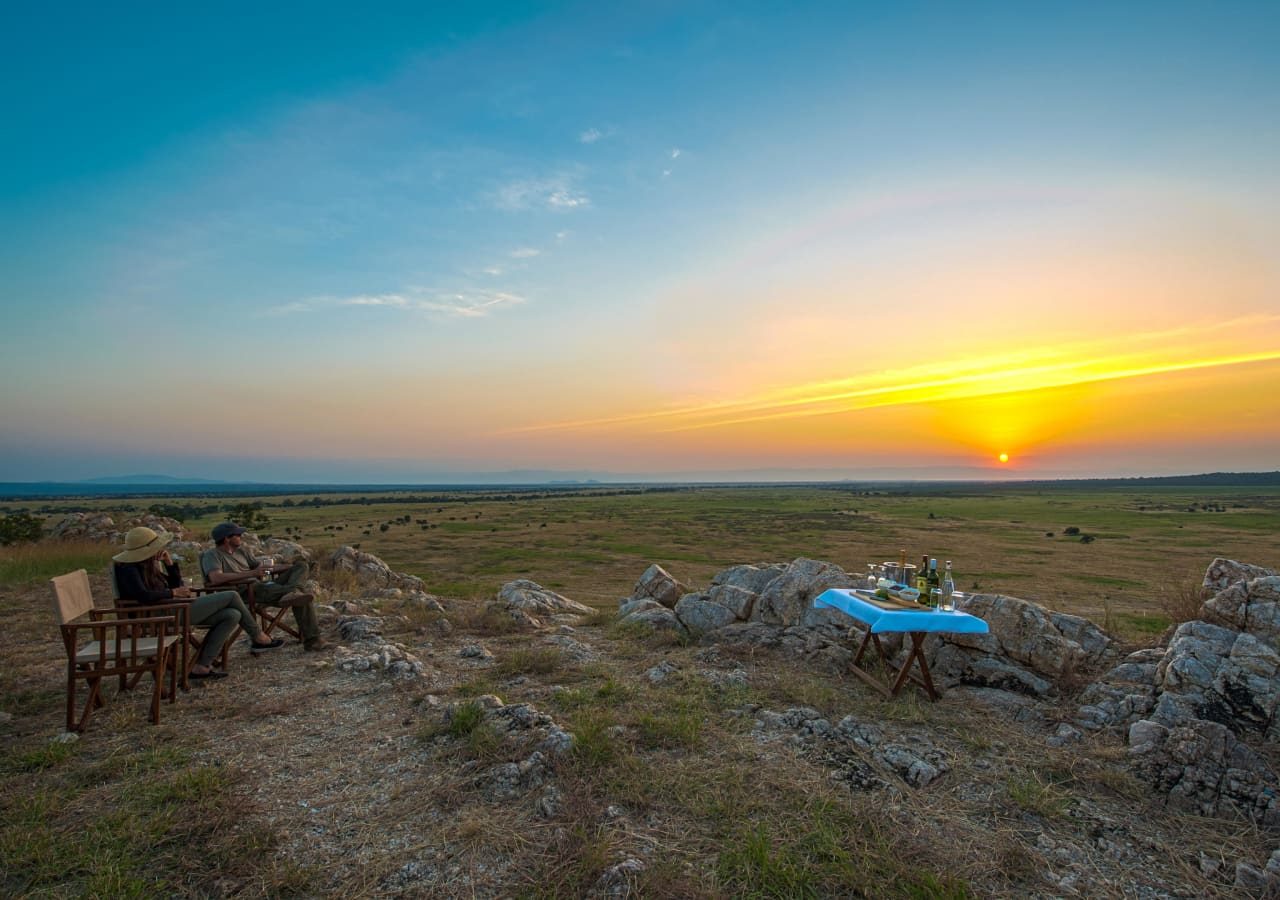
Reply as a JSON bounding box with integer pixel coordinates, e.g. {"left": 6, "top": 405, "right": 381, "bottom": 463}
{"left": 159, "top": 550, "right": 173, "bottom": 565}
{"left": 173, "top": 586, "right": 194, "bottom": 599}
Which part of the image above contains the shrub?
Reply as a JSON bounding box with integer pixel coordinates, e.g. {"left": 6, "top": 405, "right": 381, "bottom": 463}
{"left": 0, "top": 513, "right": 44, "bottom": 546}
{"left": 1156, "top": 576, "right": 1207, "bottom": 625}
{"left": 1063, "top": 526, "right": 1080, "bottom": 536}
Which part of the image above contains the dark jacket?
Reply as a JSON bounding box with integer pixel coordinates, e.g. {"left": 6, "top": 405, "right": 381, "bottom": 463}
{"left": 113, "top": 560, "right": 181, "bottom": 606}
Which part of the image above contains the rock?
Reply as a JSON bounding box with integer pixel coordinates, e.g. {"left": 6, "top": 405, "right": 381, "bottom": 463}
{"left": 1047, "top": 724, "right": 1085, "bottom": 748}
{"left": 327, "top": 545, "right": 425, "bottom": 592}
{"left": 337, "top": 615, "right": 384, "bottom": 642}
{"left": 259, "top": 537, "right": 310, "bottom": 562}
{"left": 52, "top": 732, "right": 79, "bottom": 745}
{"left": 618, "top": 597, "right": 664, "bottom": 617}
{"left": 959, "top": 593, "right": 1114, "bottom": 677}
{"left": 631, "top": 564, "right": 689, "bottom": 609}
{"left": 460, "top": 644, "right": 494, "bottom": 660}
{"left": 1204, "top": 558, "right": 1276, "bottom": 593}
{"left": 705, "top": 583, "right": 757, "bottom": 619}
{"left": 498, "top": 580, "right": 594, "bottom": 616}
{"left": 674, "top": 593, "right": 738, "bottom": 634}
{"left": 618, "top": 605, "right": 687, "bottom": 636}
{"left": 595, "top": 858, "right": 645, "bottom": 896}
{"left": 334, "top": 641, "right": 425, "bottom": 679}
{"left": 646, "top": 660, "right": 679, "bottom": 683}
{"left": 752, "top": 558, "right": 857, "bottom": 626}
{"left": 1234, "top": 859, "right": 1280, "bottom": 896}
{"left": 711, "top": 562, "right": 786, "bottom": 595}
{"left": 1203, "top": 576, "right": 1280, "bottom": 646}
{"left": 50, "top": 512, "right": 116, "bottom": 541}
{"left": 544, "top": 634, "right": 598, "bottom": 662}
{"left": 536, "top": 785, "right": 562, "bottom": 818}
{"left": 477, "top": 751, "right": 548, "bottom": 800}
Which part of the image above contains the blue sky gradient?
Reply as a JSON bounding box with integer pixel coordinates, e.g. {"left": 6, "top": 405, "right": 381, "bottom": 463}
{"left": 3, "top": 2, "right": 1278, "bottom": 481}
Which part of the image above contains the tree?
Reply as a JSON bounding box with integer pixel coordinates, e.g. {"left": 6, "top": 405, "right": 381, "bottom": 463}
{"left": 227, "top": 502, "right": 271, "bottom": 533}
{"left": 0, "top": 512, "right": 44, "bottom": 546}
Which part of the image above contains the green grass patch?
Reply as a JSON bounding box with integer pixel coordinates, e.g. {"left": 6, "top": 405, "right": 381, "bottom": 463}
{"left": 0, "top": 539, "right": 111, "bottom": 586}
{"left": 493, "top": 647, "right": 565, "bottom": 678}
{"left": 1007, "top": 771, "right": 1071, "bottom": 818}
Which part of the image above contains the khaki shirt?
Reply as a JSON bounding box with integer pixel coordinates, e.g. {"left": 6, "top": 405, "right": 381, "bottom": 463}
{"left": 200, "top": 546, "right": 260, "bottom": 580}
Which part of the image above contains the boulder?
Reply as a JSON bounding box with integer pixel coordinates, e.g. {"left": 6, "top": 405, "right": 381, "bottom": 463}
{"left": 674, "top": 593, "right": 739, "bottom": 635}
{"left": 751, "top": 558, "right": 856, "bottom": 626}
{"left": 711, "top": 563, "right": 786, "bottom": 595}
{"left": 497, "top": 580, "right": 593, "bottom": 617}
{"left": 1204, "top": 557, "right": 1276, "bottom": 593}
{"left": 631, "top": 564, "right": 689, "bottom": 609}
{"left": 50, "top": 512, "right": 116, "bottom": 541}
{"left": 619, "top": 605, "right": 688, "bottom": 636}
{"left": 705, "top": 583, "right": 757, "bottom": 620}
{"left": 327, "top": 545, "right": 426, "bottom": 592}
{"left": 1202, "top": 576, "right": 1280, "bottom": 646}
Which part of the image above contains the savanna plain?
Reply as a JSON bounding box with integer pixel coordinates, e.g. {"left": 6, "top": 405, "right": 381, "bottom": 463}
{"left": 2, "top": 483, "right": 1278, "bottom": 897}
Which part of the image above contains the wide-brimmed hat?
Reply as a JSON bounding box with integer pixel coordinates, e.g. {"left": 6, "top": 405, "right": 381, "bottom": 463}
{"left": 112, "top": 526, "right": 173, "bottom": 563}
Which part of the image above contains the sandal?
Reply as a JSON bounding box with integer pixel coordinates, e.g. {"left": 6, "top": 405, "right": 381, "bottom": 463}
{"left": 190, "top": 669, "right": 229, "bottom": 680}
{"left": 250, "top": 637, "right": 285, "bottom": 653}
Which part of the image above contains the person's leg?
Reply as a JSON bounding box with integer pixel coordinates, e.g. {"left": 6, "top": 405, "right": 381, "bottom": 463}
{"left": 195, "top": 608, "right": 239, "bottom": 668}
{"left": 189, "top": 591, "right": 264, "bottom": 641}
{"left": 292, "top": 600, "right": 321, "bottom": 643}
{"left": 255, "top": 561, "right": 309, "bottom": 605}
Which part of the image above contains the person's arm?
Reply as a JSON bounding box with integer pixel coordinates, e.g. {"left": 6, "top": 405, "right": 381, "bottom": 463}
{"left": 114, "top": 563, "right": 174, "bottom": 605}
{"left": 203, "top": 548, "right": 266, "bottom": 585}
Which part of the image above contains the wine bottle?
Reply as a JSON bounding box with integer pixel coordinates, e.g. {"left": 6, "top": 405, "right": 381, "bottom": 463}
{"left": 928, "top": 557, "right": 939, "bottom": 593}
{"left": 916, "top": 554, "right": 929, "bottom": 597}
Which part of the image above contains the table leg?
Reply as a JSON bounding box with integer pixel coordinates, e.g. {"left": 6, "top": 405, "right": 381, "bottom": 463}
{"left": 889, "top": 633, "right": 939, "bottom": 700}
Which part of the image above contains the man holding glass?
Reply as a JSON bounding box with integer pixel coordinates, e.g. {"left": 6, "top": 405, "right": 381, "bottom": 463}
{"left": 201, "top": 522, "right": 328, "bottom": 651}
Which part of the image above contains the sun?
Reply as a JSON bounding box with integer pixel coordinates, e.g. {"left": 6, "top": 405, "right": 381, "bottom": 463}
{"left": 998, "top": 452, "right": 1009, "bottom": 463}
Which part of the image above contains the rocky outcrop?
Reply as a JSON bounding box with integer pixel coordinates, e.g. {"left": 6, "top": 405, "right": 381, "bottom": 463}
{"left": 489, "top": 579, "right": 593, "bottom": 630}
{"left": 711, "top": 563, "right": 785, "bottom": 596}
{"left": 630, "top": 564, "right": 689, "bottom": 609}
{"left": 326, "top": 545, "right": 426, "bottom": 592}
{"left": 1202, "top": 575, "right": 1280, "bottom": 646}
{"left": 751, "top": 558, "right": 857, "bottom": 626}
{"left": 334, "top": 615, "right": 426, "bottom": 679}
{"left": 438, "top": 695, "right": 574, "bottom": 800}
{"left": 925, "top": 593, "right": 1116, "bottom": 696}
{"left": 1203, "top": 557, "right": 1276, "bottom": 594}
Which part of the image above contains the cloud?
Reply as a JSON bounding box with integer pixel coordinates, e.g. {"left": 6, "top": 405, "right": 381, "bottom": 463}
{"left": 483, "top": 266, "right": 504, "bottom": 276}
{"left": 262, "top": 289, "right": 525, "bottom": 320}
{"left": 579, "top": 127, "right": 603, "bottom": 144}
{"left": 494, "top": 175, "right": 590, "bottom": 211}
{"left": 510, "top": 247, "right": 540, "bottom": 258}
{"left": 670, "top": 147, "right": 682, "bottom": 159}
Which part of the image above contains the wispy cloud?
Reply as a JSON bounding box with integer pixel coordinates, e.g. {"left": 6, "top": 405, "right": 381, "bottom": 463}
{"left": 501, "top": 317, "right": 1280, "bottom": 434}
{"left": 670, "top": 147, "right": 682, "bottom": 159}
{"left": 263, "top": 289, "right": 525, "bottom": 319}
{"left": 510, "top": 247, "right": 540, "bottom": 259}
{"left": 579, "top": 127, "right": 603, "bottom": 144}
{"left": 494, "top": 175, "right": 590, "bottom": 211}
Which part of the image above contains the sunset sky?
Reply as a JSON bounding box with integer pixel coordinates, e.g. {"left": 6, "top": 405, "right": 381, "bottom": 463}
{"left": 2, "top": 2, "right": 1277, "bottom": 482}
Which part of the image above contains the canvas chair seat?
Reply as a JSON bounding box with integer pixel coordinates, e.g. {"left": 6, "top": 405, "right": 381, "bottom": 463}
{"left": 51, "top": 569, "right": 179, "bottom": 733}
{"left": 76, "top": 634, "right": 181, "bottom": 664}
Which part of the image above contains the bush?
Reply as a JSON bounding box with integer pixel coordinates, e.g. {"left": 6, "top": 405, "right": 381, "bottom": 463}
{"left": 1063, "top": 526, "right": 1080, "bottom": 536}
{"left": 0, "top": 513, "right": 43, "bottom": 546}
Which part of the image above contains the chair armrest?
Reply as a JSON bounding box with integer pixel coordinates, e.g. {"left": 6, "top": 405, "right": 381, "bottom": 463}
{"left": 68, "top": 615, "right": 176, "bottom": 629}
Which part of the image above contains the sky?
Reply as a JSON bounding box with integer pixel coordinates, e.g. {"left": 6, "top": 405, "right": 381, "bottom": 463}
{"left": 2, "top": 1, "right": 1278, "bottom": 482}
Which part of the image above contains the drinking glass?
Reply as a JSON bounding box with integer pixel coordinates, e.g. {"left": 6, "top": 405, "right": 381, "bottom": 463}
{"left": 929, "top": 588, "right": 941, "bottom": 609}
{"left": 260, "top": 556, "right": 275, "bottom": 582}
{"left": 182, "top": 577, "right": 193, "bottom": 589}
{"left": 939, "top": 588, "right": 956, "bottom": 612}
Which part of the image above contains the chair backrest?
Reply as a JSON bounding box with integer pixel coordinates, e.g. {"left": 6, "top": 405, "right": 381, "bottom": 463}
{"left": 50, "top": 569, "right": 95, "bottom": 626}
{"left": 108, "top": 565, "right": 122, "bottom": 602}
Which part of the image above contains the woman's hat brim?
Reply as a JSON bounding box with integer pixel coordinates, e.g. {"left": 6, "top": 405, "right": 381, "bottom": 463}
{"left": 112, "top": 531, "right": 173, "bottom": 563}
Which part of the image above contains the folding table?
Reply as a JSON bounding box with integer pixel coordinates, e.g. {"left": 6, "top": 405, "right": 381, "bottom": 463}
{"left": 813, "top": 588, "right": 990, "bottom": 700}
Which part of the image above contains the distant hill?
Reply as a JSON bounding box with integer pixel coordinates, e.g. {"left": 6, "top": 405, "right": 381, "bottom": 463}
{"left": 79, "top": 475, "right": 232, "bottom": 485}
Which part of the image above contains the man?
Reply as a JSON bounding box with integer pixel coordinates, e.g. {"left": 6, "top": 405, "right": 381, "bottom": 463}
{"left": 201, "top": 522, "right": 328, "bottom": 651}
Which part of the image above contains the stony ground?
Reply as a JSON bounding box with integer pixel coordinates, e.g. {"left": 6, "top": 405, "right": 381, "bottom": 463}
{"left": 1, "top": 570, "right": 1275, "bottom": 898}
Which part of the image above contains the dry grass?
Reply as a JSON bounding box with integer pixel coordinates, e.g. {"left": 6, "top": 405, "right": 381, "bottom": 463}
{"left": 1157, "top": 574, "right": 1210, "bottom": 626}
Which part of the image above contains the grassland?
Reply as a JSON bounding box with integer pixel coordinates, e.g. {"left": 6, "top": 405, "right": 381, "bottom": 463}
{"left": 2, "top": 483, "right": 1277, "bottom": 896}
{"left": 8, "top": 482, "right": 1277, "bottom": 641}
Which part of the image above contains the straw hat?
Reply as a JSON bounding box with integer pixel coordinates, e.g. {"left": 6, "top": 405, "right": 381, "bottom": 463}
{"left": 112, "top": 526, "right": 173, "bottom": 563}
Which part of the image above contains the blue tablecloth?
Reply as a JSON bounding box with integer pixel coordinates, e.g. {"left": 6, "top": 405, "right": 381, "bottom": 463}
{"left": 814, "top": 588, "right": 990, "bottom": 635}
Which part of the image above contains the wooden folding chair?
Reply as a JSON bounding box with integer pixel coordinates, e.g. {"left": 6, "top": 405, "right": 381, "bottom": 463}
{"left": 108, "top": 567, "right": 226, "bottom": 690}
{"left": 50, "top": 570, "right": 180, "bottom": 732}
{"left": 198, "top": 556, "right": 301, "bottom": 641}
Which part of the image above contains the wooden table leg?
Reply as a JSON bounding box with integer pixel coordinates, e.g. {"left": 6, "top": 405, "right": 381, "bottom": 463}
{"left": 888, "top": 633, "right": 939, "bottom": 700}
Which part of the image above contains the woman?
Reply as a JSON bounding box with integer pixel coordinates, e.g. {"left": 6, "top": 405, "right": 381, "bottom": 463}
{"left": 112, "top": 526, "right": 283, "bottom": 679}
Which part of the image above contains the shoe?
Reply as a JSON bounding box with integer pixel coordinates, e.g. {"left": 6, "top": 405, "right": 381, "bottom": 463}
{"left": 280, "top": 591, "right": 314, "bottom": 607}
{"left": 304, "top": 638, "right": 330, "bottom": 652}
{"left": 190, "top": 669, "right": 229, "bottom": 680}
{"left": 250, "top": 637, "right": 285, "bottom": 653}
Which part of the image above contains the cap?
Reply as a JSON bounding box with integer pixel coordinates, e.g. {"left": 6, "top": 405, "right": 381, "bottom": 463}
{"left": 211, "top": 522, "right": 247, "bottom": 542}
